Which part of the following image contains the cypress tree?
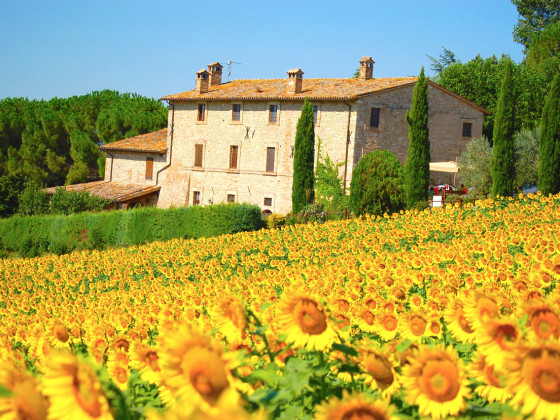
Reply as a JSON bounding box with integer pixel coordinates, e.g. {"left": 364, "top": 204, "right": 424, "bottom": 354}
{"left": 538, "top": 72, "right": 560, "bottom": 195}
{"left": 491, "top": 59, "right": 516, "bottom": 197}
{"left": 292, "top": 98, "right": 315, "bottom": 214}
{"left": 405, "top": 67, "right": 430, "bottom": 209}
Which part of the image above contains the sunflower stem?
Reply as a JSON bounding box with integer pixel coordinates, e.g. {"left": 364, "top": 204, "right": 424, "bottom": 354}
{"left": 247, "top": 309, "right": 275, "bottom": 363}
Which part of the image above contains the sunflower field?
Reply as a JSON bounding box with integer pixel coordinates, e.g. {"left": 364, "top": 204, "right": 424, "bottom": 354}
{"left": 1, "top": 193, "right": 560, "bottom": 419}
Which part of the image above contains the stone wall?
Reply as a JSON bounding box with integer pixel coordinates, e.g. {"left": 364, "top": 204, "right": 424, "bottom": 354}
{"left": 154, "top": 83, "right": 485, "bottom": 214}
{"left": 157, "top": 100, "right": 356, "bottom": 214}
{"left": 354, "top": 83, "right": 484, "bottom": 166}
{"left": 104, "top": 151, "right": 167, "bottom": 185}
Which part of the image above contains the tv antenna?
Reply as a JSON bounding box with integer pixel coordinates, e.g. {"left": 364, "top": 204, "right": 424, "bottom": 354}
{"left": 227, "top": 60, "right": 241, "bottom": 82}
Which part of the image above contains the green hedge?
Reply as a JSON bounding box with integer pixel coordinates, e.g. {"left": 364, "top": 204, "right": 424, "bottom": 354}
{"left": 0, "top": 204, "right": 263, "bottom": 258}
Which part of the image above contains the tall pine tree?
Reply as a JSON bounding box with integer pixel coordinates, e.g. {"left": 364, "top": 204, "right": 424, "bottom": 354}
{"left": 491, "top": 59, "right": 516, "bottom": 197}
{"left": 292, "top": 98, "right": 315, "bottom": 213}
{"left": 538, "top": 72, "right": 560, "bottom": 195}
{"left": 405, "top": 67, "right": 430, "bottom": 209}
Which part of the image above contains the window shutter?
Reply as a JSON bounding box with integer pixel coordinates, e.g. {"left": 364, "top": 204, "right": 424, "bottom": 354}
{"left": 195, "top": 144, "right": 203, "bottom": 167}
{"left": 145, "top": 157, "right": 154, "bottom": 180}
{"left": 266, "top": 147, "right": 275, "bottom": 172}
{"left": 230, "top": 146, "right": 238, "bottom": 169}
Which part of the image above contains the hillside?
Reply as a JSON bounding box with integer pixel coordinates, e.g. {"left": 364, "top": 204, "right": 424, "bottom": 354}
{"left": 1, "top": 194, "right": 559, "bottom": 418}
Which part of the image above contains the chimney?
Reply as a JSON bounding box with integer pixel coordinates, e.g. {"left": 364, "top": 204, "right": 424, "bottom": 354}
{"left": 196, "top": 69, "right": 209, "bottom": 93}
{"left": 359, "top": 56, "right": 375, "bottom": 80}
{"left": 286, "top": 68, "right": 304, "bottom": 94}
{"left": 208, "top": 62, "right": 223, "bottom": 86}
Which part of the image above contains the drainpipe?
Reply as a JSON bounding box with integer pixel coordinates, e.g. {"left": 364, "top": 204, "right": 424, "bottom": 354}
{"left": 156, "top": 101, "right": 175, "bottom": 186}
{"left": 342, "top": 102, "right": 352, "bottom": 194}
{"left": 106, "top": 152, "right": 114, "bottom": 181}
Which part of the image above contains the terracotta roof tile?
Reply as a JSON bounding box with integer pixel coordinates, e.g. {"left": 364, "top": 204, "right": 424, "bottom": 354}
{"left": 44, "top": 181, "right": 160, "bottom": 203}
{"left": 161, "top": 77, "right": 418, "bottom": 101}
{"left": 161, "top": 77, "right": 490, "bottom": 114}
{"left": 100, "top": 129, "right": 167, "bottom": 153}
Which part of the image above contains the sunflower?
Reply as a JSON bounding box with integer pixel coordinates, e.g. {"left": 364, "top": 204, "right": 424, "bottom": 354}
{"left": 444, "top": 298, "right": 476, "bottom": 343}
{"left": 130, "top": 342, "right": 162, "bottom": 384}
{"left": 41, "top": 350, "right": 112, "bottom": 420}
{"left": 159, "top": 322, "right": 239, "bottom": 414}
{"left": 469, "top": 351, "right": 512, "bottom": 404}
{"left": 463, "top": 293, "right": 501, "bottom": 333}
{"left": 374, "top": 312, "right": 400, "bottom": 342}
{"left": 313, "top": 391, "right": 394, "bottom": 420}
{"left": 276, "top": 290, "right": 337, "bottom": 350}
{"left": 47, "top": 320, "right": 72, "bottom": 349}
{"left": 0, "top": 365, "right": 49, "bottom": 420}
{"left": 505, "top": 342, "right": 560, "bottom": 420}
{"left": 399, "top": 312, "right": 428, "bottom": 341}
{"left": 402, "top": 345, "right": 471, "bottom": 419}
{"left": 357, "top": 341, "right": 400, "bottom": 399}
{"left": 523, "top": 300, "right": 560, "bottom": 341}
{"left": 214, "top": 296, "right": 248, "bottom": 344}
{"left": 107, "top": 358, "right": 129, "bottom": 391}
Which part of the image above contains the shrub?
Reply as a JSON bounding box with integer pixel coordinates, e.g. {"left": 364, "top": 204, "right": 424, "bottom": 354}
{"left": 50, "top": 188, "right": 109, "bottom": 215}
{"left": 18, "top": 235, "right": 41, "bottom": 259}
{"left": 458, "top": 137, "right": 493, "bottom": 196}
{"left": 349, "top": 151, "right": 406, "bottom": 217}
{"left": 18, "top": 182, "right": 50, "bottom": 216}
{"left": 0, "top": 203, "right": 263, "bottom": 258}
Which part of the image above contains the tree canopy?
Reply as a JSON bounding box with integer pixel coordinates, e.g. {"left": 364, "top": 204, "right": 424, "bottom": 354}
{"left": 511, "top": 0, "right": 560, "bottom": 51}
{"left": 435, "top": 54, "right": 547, "bottom": 140}
{"left": 0, "top": 90, "right": 168, "bottom": 188}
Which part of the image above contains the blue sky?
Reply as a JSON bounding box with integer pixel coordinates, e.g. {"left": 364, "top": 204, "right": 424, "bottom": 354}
{"left": 0, "top": 0, "right": 523, "bottom": 101}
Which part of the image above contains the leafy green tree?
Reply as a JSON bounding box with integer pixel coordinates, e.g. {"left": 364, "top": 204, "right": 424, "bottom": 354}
{"left": 17, "top": 182, "right": 50, "bottom": 216}
{"left": 350, "top": 151, "right": 405, "bottom": 217}
{"left": 458, "top": 137, "right": 493, "bottom": 195}
{"left": 426, "top": 47, "right": 458, "bottom": 74}
{"left": 292, "top": 98, "right": 315, "bottom": 214}
{"left": 511, "top": 0, "right": 560, "bottom": 51}
{"left": 527, "top": 21, "right": 560, "bottom": 83}
{"left": 491, "top": 60, "right": 516, "bottom": 197}
{"left": 459, "top": 131, "right": 539, "bottom": 195}
{"left": 515, "top": 129, "right": 539, "bottom": 188}
{"left": 0, "top": 172, "right": 27, "bottom": 217}
{"left": 405, "top": 67, "right": 430, "bottom": 209}
{"left": 537, "top": 72, "right": 560, "bottom": 195}
{"left": 436, "top": 55, "right": 547, "bottom": 139}
{"left": 314, "top": 137, "right": 347, "bottom": 212}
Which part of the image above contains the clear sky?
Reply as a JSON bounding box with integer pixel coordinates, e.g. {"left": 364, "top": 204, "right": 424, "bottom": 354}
{"left": 0, "top": 0, "right": 523, "bottom": 101}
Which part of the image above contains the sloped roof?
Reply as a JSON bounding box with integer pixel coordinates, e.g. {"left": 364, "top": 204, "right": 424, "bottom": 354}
{"left": 100, "top": 128, "right": 167, "bottom": 153}
{"left": 161, "top": 77, "right": 418, "bottom": 101}
{"left": 44, "top": 181, "right": 160, "bottom": 203}
{"left": 161, "top": 77, "right": 490, "bottom": 114}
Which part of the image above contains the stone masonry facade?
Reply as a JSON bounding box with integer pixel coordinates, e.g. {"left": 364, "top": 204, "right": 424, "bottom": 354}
{"left": 103, "top": 57, "right": 488, "bottom": 214}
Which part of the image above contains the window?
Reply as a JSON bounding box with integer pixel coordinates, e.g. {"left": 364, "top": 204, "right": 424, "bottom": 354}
{"left": 145, "top": 157, "right": 153, "bottom": 180}
{"left": 266, "top": 147, "right": 276, "bottom": 172}
{"left": 313, "top": 105, "right": 319, "bottom": 125}
{"left": 197, "top": 104, "right": 206, "bottom": 122}
{"left": 264, "top": 197, "right": 272, "bottom": 206}
{"left": 269, "top": 105, "right": 278, "bottom": 123}
{"left": 232, "top": 104, "right": 241, "bottom": 122}
{"left": 194, "top": 144, "right": 203, "bottom": 167}
{"left": 227, "top": 194, "right": 235, "bottom": 203}
{"left": 193, "top": 191, "right": 201, "bottom": 206}
{"left": 229, "top": 145, "right": 239, "bottom": 169}
{"left": 370, "top": 108, "right": 380, "bottom": 128}
{"left": 462, "top": 122, "right": 472, "bottom": 137}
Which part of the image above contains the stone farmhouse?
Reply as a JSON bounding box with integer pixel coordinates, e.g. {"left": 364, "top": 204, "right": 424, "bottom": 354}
{"left": 58, "top": 57, "right": 489, "bottom": 214}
